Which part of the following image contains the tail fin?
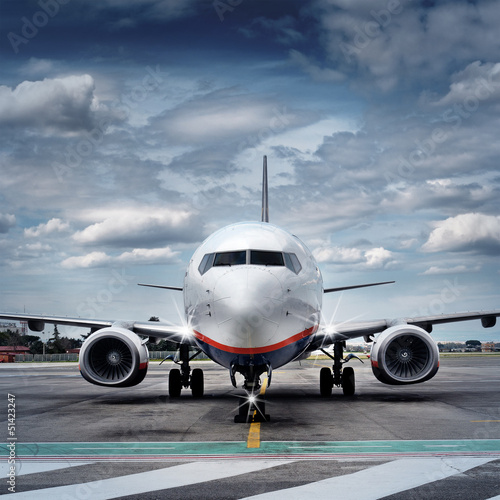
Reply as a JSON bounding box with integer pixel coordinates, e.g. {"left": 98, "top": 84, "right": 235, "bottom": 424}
{"left": 261, "top": 155, "right": 269, "bottom": 223}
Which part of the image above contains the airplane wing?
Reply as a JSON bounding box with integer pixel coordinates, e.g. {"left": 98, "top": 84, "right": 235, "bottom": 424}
{"left": 311, "top": 309, "right": 500, "bottom": 348}
{"left": 0, "top": 313, "right": 197, "bottom": 345}
{"left": 324, "top": 281, "right": 395, "bottom": 293}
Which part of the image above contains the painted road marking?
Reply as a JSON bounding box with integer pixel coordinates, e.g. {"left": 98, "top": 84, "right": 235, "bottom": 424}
{"left": 423, "top": 444, "right": 466, "bottom": 448}
{"left": 288, "top": 445, "right": 392, "bottom": 449}
{"left": 72, "top": 447, "right": 176, "bottom": 450}
{"left": 247, "top": 377, "right": 268, "bottom": 449}
{"left": 6, "top": 460, "right": 293, "bottom": 500}
{"left": 242, "top": 457, "right": 495, "bottom": 500}
{"left": 1, "top": 461, "right": 94, "bottom": 478}
{"left": 3, "top": 440, "right": 500, "bottom": 461}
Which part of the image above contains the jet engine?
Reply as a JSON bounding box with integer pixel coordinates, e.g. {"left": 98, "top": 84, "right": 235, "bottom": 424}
{"left": 79, "top": 327, "right": 149, "bottom": 387}
{"left": 370, "top": 325, "right": 439, "bottom": 385}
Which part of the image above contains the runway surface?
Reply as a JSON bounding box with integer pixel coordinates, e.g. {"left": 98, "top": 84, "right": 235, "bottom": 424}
{"left": 1, "top": 355, "right": 500, "bottom": 498}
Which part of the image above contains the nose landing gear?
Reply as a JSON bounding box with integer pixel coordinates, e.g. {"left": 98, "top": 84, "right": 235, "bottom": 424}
{"left": 234, "top": 393, "right": 270, "bottom": 423}
{"left": 232, "top": 365, "right": 271, "bottom": 423}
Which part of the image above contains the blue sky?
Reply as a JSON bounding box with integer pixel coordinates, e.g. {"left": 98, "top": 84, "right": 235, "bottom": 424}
{"left": 1, "top": 0, "right": 499, "bottom": 341}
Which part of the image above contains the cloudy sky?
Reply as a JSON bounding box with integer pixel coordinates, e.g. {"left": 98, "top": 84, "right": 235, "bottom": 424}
{"left": 1, "top": 0, "right": 499, "bottom": 341}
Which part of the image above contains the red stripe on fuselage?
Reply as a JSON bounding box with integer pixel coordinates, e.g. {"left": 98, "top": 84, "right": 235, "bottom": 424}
{"left": 192, "top": 326, "right": 317, "bottom": 355}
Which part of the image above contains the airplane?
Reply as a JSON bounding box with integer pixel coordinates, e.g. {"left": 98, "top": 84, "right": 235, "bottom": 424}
{"left": 1, "top": 156, "right": 500, "bottom": 422}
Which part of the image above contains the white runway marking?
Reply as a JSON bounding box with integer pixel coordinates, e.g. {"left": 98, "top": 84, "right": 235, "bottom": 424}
{"left": 7, "top": 459, "right": 292, "bottom": 499}
{"left": 1, "top": 461, "right": 94, "bottom": 477}
{"left": 242, "top": 457, "right": 494, "bottom": 500}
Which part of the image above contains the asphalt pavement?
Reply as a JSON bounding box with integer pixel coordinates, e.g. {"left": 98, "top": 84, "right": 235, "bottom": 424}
{"left": 1, "top": 355, "right": 499, "bottom": 498}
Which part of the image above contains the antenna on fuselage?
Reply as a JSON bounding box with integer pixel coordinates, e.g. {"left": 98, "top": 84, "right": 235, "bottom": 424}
{"left": 261, "top": 155, "right": 269, "bottom": 223}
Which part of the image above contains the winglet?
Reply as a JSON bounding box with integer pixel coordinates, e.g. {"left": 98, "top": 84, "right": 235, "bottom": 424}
{"left": 261, "top": 155, "right": 269, "bottom": 223}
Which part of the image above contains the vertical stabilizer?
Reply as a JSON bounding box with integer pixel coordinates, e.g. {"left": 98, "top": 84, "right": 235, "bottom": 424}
{"left": 261, "top": 156, "right": 269, "bottom": 223}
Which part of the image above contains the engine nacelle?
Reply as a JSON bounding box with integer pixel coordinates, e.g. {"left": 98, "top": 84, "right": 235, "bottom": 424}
{"left": 370, "top": 325, "right": 439, "bottom": 385}
{"left": 79, "top": 327, "right": 149, "bottom": 387}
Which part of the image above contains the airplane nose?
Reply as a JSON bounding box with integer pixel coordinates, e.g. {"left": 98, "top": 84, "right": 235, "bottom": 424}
{"left": 213, "top": 267, "right": 283, "bottom": 348}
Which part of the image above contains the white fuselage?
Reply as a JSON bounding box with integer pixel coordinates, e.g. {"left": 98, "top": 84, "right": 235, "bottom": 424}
{"left": 183, "top": 222, "right": 323, "bottom": 370}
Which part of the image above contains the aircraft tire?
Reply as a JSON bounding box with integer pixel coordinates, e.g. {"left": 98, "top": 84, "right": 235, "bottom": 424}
{"left": 191, "top": 368, "right": 204, "bottom": 397}
{"left": 169, "top": 368, "right": 182, "bottom": 397}
{"left": 320, "top": 367, "right": 333, "bottom": 397}
{"left": 342, "top": 367, "right": 355, "bottom": 396}
{"left": 234, "top": 396, "right": 251, "bottom": 423}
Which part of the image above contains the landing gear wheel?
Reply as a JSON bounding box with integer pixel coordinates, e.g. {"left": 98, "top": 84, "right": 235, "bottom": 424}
{"left": 320, "top": 367, "right": 333, "bottom": 397}
{"left": 234, "top": 396, "right": 270, "bottom": 423}
{"left": 234, "top": 397, "right": 252, "bottom": 423}
{"left": 169, "top": 368, "right": 182, "bottom": 397}
{"left": 342, "top": 366, "right": 355, "bottom": 396}
{"left": 191, "top": 368, "right": 204, "bottom": 397}
{"left": 253, "top": 399, "right": 270, "bottom": 422}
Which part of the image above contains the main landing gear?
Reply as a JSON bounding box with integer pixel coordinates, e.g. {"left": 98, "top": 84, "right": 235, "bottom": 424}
{"left": 319, "top": 341, "right": 363, "bottom": 397}
{"left": 163, "top": 344, "right": 204, "bottom": 397}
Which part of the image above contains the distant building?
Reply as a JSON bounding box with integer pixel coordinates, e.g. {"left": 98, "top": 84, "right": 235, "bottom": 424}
{"left": 482, "top": 341, "right": 496, "bottom": 352}
{"left": 0, "top": 322, "right": 27, "bottom": 335}
{"left": 0, "top": 346, "right": 31, "bottom": 363}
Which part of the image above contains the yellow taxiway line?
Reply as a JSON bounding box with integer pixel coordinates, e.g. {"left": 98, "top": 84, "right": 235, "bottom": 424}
{"left": 246, "top": 377, "right": 268, "bottom": 449}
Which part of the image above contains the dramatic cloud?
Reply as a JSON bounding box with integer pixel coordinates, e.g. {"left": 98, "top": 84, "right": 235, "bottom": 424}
{"left": 313, "top": 245, "right": 394, "bottom": 269}
{"left": 428, "top": 61, "right": 500, "bottom": 107}
{"left": 421, "top": 265, "right": 482, "bottom": 276}
{"left": 24, "top": 218, "right": 70, "bottom": 238}
{"left": 150, "top": 88, "right": 295, "bottom": 146}
{"left": 364, "top": 247, "right": 393, "bottom": 268}
{"left": 1, "top": 1, "right": 499, "bottom": 337}
{"left": 422, "top": 213, "right": 500, "bottom": 254}
{"left": 313, "top": 246, "right": 363, "bottom": 264}
{"left": 311, "top": 0, "right": 500, "bottom": 91}
{"left": 0, "top": 75, "right": 102, "bottom": 132}
{"left": 72, "top": 208, "right": 204, "bottom": 247}
{"left": 61, "top": 246, "right": 179, "bottom": 269}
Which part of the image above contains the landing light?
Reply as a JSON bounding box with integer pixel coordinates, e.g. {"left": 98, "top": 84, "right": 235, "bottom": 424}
{"left": 180, "top": 325, "right": 192, "bottom": 337}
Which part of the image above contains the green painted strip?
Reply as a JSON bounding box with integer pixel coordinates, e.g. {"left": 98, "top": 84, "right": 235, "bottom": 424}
{"left": 259, "top": 440, "right": 500, "bottom": 455}
{"left": 1, "top": 440, "right": 500, "bottom": 459}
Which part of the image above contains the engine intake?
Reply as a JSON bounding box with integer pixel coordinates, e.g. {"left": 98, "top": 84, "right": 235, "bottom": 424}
{"left": 370, "top": 325, "right": 439, "bottom": 385}
{"left": 79, "top": 327, "right": 148, "bottom": 387}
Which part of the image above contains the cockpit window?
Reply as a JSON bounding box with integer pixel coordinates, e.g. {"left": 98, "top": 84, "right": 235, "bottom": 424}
{"left": 198, "top": 250, "right": 302, "bottom": 275}
{"left": 198, "top": 253, "right": 214, "bottom": 275}
{"left": 250, "top": 250, "right": 284, "bottom": 266}
{"left": 213, "top": 250, "right": 246, "bottom": 267}
{"left": 284, "top": 252, "right": 302, "bottom": 274}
